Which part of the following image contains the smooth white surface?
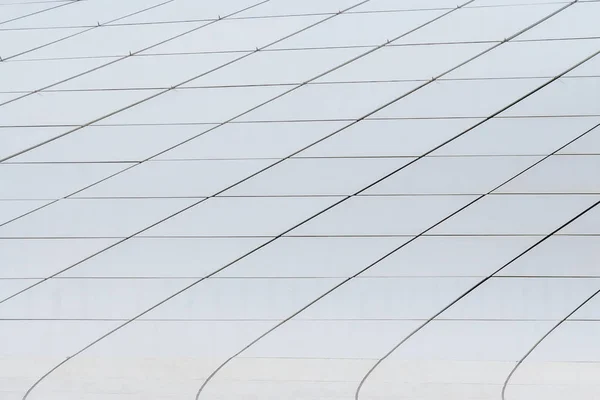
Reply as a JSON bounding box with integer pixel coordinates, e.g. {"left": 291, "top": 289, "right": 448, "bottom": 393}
{"left": 2, "top": 0, "right": 600, "bottom": 399}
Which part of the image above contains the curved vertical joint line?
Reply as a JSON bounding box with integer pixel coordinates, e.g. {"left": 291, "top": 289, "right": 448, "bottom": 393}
{"left": 354, "top": 355, "right": 387, "bottom": 400}
{"left": 200, "top": 6, "right": 598, "bottom": 400}
{"left": 355, "top": 198, "right": 600, "bottom": 400}
{"left": 18, "top": 2, "right": 596, "bottom": 400}
{"left": 195, "top": 358, "right": 234, "bottom": 400}
{"left": 22, "top": 357, "right": 70, "bottom": 400}
{"left": 501, "top": 288, "right": 600, "bottom": 400}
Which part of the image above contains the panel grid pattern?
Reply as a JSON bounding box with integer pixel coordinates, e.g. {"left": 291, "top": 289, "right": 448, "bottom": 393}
{"left": 1, "top": 0, "right": 599, "bottom": 399}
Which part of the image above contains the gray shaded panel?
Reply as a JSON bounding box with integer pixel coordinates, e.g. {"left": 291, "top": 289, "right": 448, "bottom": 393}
{"left": 499, "top": 236, "right": 600, "bottom": 277}
{"left": 292, "top": 195, "right": 477, "bottom": 236}
{"left": 0, "top": 200, "right": 51, "bottom": 225}
{"left": 434, "top": 117, "right": 599, "bottom": 156}
{"left": 499, "top": 155, "right": 600, "bottom": 193}
{"left": 74, "top": 159, "right": 272, "bottom": 198}
{"left": 317, "top": 42, "right": 490, "bottom": 83}
{"left": 2, "top": 0, "right": 172, "bottom": 29}
{"left": 365, "top": 156, "right": 541, "bottom": 195}
{"left": 441, "top": 278, "right": 599, "bottom": 320}
{"left": 240, "top": 0, "right": 360, "bottom": 17}
{"left": 12, "top": 125, "right": 218, "bottom": 163}
{"left": 363, "top": 236, "right": 539, "bottom": 277}
{"left": 18, "top": 22, "right": 198, "bottom": 60}
{"left": 185, "top": 47, "right": 367, "bottom": 87}
{"left": 145, "top": 15, "right": 322, "bottom": 55}
{"left": 239, "top": 81, "right": 421, "bottom": 122}
{"left": 373, "top": 78, "right": 544, "bottom": 119}
{"left": 300, "top": 277, "right": 480, "bottom": 319}
{"left": 0, "top": 27, "right": 84, "bottom": 59}
{"left": 142, "top": 196, "right": 340, "bottom": 237}
{"left": 142, "top": 278, "right": 341, "bottom": 320}
{"left": 104, "top": 86, "right": 286, "bottom": 125}
{"left": 115, "top": 0, "right": 260, "bottom": 24}
{"left": 0, "top": 198, "right": 196, "bottom": 238}
{"left": 519, "top": 1, "right": 600, "bottom": 40}
{"left": 503, "top": 77, "right": 600, "bottom": 117}
{"left": 395, "top": 3, "right": 562, "bottom": 44}
{"left": 360, "top": 321, "right": 556, "bottom": 400}
{"left": 0, "top": 89, "right": 161, "bottom": 126}
{"left": 0, "top": 57, "right": 115, "bottom": 92}
{"left": 156, "top": 121, "right": 346, "bottom": 160}
{"left": 0, "top": 320, "right": 121, "bottom": 400}
{"left": 0, "top": 127, "right": 65, "bottom": 160}
{"left": 226, "top": 157, "right": 412, "bottom": 196}
{"left": 57, "top": 52, "right": 240, "bottom": 90}
{"left": 217, "top": 236, "right": 408, "bottom": 278}
{"left": 0, "top": 163, "right": 133, "bottom": 199}
{"left": 0, "top": 278, "right": 196, "bottom": 319}
{"left": 270, "top": 10, "right": 445, "bottom": 49}
{"left": 0, "top": 238, "right": 118, "bottom": 278}
{"left": 60, "top": 237, "right": 268, "bottom": 278}
{"left": 301, "top": 118, "right": 481, "bottom": 157}
{"left": 429, "top": 195, "right": 600, "bottom": 235}
{"left": 448, "top": 39, "right": 600, "bottom": 79}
